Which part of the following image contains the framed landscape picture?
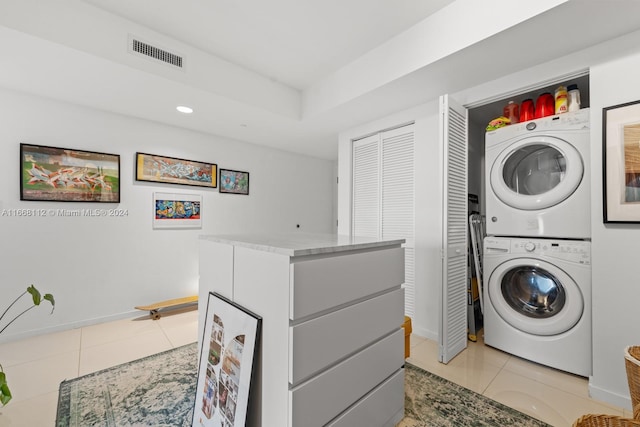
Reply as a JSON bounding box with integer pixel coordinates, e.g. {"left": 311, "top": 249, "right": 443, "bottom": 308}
{"left": 20, "top": 143, "right": 120, "bottom": 202}
{"left": 153, "top": 192, "right": 202, "bottom": 229}
{"left": 136, "top": 152, "right": 217, "bottom": 188}
{"left": 193, "top": 292, "right": 261, "bottom": 427}
{"left": 603, "top": 100, "right": 640, "bottom": 223}
{"left": 219, "top": 169, "right": 249, "bottom": 195}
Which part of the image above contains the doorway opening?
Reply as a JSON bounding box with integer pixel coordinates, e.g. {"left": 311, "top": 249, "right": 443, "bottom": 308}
{"left": 450, "top": 71, "right": 591, "bottom": 360}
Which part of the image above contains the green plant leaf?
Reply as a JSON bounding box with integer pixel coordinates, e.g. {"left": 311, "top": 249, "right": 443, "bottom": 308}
{"left": 0, "top": 371, "right": 11, "bottom": 406}
{"left": 44, "top": 294, "right": 55, "bottom": 313}
{"left": 27, "top": 285, "right": 42, "bottom": 306}
{"left": 0, "top": 286, "right": 55, "bottom": 405}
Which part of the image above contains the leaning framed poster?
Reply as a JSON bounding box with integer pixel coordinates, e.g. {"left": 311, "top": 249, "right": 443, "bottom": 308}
{"left": 193, "top": 292, "right": 261, "bottom": 427}
{"left": 136, "top": 152, "right": 217, "bottom": 188}
{"left": 603, "top": 99, "right": 640, "bottom": 222}
{"left": 20, "top": 143, "right": 120, "bottom": 202}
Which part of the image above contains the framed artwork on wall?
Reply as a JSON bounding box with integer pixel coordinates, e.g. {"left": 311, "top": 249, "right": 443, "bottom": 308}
{"left": 193, "top": 292, "right": 261, "bottom": 427}
{"left": 219, "top": 169, "right": 249, "bottom": 195}
{"left": 20, "top": 143, "right": 120, "bottom": 202}
{"left": 136, "top": 152, "right": 217, "bottom": 188}
{"left": 153, "top": 192, "right": 202, "bottom": 229}
{"left": 603, "top": 99, "right": 640, "bottom": 223}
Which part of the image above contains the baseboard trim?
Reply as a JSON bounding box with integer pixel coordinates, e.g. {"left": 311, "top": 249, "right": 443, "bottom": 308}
{"left": 411, "top": 325, "right": 437, "bottom": 341}
{"left": 0, "top": 310, "right": 140, "bottom": 344}
{"left": 588, "top": 380, "right": 632, "bottom": 411}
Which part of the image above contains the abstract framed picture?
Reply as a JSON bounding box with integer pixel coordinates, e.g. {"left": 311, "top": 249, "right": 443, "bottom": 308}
{"left": 20, "top": 143, "right": 120, "bottom": 202}
{"left": 193, "top": 292, "right": 261, "bottom": 427}
{"left": 219, "top": 169, "right": 249, "bottom": 195}
{"left": 136, "top": 152, "right": 217, "bottom": 188}
{"left": 603, "top": 100, "right": 640, "bottom": 223}
{"left": 153, "top": 192, "right": 202, "bottom": 229}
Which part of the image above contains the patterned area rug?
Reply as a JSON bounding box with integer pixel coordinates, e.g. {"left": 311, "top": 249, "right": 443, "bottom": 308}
{"left": 56, "top": 343, "right": 198, "bottom": 427}
{"left": 56, "top": 343, "right": 551, "bottom": 426}
{"left": 401, "top": 363, "right": 552, "bottom": 427}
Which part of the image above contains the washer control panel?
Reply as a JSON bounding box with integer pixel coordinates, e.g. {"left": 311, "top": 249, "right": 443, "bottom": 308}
{"left": 484, "top": 237, "right": 591, "bottom": 264}
{"left": 485, "top": 108, "right": 590, "bottom": 143}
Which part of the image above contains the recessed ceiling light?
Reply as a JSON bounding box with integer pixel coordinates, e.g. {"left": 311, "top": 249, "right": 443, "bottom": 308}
{"left": 176, "top": 105, "right": 193, "bottom": 114}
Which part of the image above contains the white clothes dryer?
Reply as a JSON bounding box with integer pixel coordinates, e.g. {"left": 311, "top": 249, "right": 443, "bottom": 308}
{"left": 483, "top": 237, "right": 591, "bottom": 377}
{"left": 485, "top": 108, "right": 590, "bottom": 239}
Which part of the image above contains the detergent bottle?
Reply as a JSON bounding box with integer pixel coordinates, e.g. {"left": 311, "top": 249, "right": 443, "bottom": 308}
{"left": 568, "top": 84, "right": 581, "bottom": 112}
{"left": 555, "top": 85, "right": 568, "bottom": 114}
{"left": 503, "top": 101, "right": 519, "bottom": 124}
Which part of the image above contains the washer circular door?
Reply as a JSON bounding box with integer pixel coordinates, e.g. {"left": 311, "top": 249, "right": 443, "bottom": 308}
{"left": 487, "top": 258, "right": 584, "bottom": 336}
{"left": 490, "top": 135, "right": 584, "bottom": 210}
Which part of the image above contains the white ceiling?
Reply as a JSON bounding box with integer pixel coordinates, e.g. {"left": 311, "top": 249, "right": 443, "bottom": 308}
{"left": 2, "top": 0, "right": 640, "bottom": 160}
{"left": 83, "top": 0, "right": 456, "bottom": 91}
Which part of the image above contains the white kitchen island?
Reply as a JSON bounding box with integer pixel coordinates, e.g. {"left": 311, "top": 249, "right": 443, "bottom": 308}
{"left": 198, "top": 233, "right": 406, "bottom": 427}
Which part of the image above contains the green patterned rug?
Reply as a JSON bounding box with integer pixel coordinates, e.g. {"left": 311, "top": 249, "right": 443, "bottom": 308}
{"left": 401, "top": 363, "right": 551, "bottom": 427}
{"left": 56, "top": 344, "right": 197, "bottom": 427}
{"left": 56, "top": 343, "right": 550, "bottom": 426}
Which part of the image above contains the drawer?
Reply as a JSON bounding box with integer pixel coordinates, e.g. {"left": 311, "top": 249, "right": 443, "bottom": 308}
{"left": 290, "top": 246, "right": 404, "bottom": 320}
{"left": 289, "top": 288, "right": 404, "bottom": 384}
{"left": 288, "top": 328, "right": 404, "bottom": 427}
{"left": 325, "top": 368, "right": 404, "bottom": 427}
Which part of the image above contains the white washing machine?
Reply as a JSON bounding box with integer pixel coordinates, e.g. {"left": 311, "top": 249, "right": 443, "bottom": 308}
{"left": 483, "top": 236, "right": 591, "bottom": 377}
{"left": 485, "top": 108, "right": 590, "bottom": 239}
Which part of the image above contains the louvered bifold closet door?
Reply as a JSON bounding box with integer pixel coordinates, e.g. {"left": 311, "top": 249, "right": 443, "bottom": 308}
{"left": 381, "top": 126, "right": 415, "bottom": 318}
{"left": 352, "top": 135, "right": 380, "bottom": 238}
{"left": 439, "top": 95, "right": 468, "bottom": 364}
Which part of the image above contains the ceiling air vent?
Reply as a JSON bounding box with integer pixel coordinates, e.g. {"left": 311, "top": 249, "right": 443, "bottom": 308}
{"left": 128, "top": 36, "right": 184, "bottom": 70}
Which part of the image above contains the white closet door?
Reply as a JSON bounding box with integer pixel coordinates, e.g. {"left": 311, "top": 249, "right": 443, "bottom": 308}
{"left": 381, "top": 126, "right": 415, "bottom": 318}
{"left": 352, "top": 134, "right": 380, "bottom": 238}
{"left": 439, "top": 95, "right": 468, "bottom": 364}
{"left": 352, "top": 125, "right": 415, "bottom": 317}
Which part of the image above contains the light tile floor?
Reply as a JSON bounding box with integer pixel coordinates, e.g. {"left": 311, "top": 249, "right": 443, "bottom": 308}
{"left": 0, "top": 310, "right": 630, "bottom": 426}
{"left": 407, "top": 334, "right": 631, "bottom": 427}
{"left": 0, "top": 307, "right": 199, "bottom": 426}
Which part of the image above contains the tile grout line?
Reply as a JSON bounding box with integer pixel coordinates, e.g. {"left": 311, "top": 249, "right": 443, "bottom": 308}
{"left": 479, "top": 354, "right": 506, "bottom": 396}
{"left": 77, "top": 326, "right": 84, "bottom": 378}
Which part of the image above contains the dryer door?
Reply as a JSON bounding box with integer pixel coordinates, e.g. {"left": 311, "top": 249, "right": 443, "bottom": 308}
{"left": 490, "top": 135, "right": 583, "bottom": 210}
{"left": 487, "top": 258, "right": 584, "bottom": 336}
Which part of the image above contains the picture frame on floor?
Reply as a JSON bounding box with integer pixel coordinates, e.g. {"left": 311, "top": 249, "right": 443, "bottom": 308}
{"left": 20, "top": 143, "right": 120, "bottom": 202}
{"left": 193, "top": 292, "right": 261, "bottom": 427}
{"left": 603, "top": 99, "right": 640, "bottom": 223}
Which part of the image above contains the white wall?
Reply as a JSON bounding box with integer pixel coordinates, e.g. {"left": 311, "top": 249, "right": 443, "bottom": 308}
{"left": 0, "top": 88, "right": 335, "bottom": 343}
{"left": 588, "top": 50, "right": 640, "bottom": 408}
{"left": 413, "top": 104, "right": 443, "bottom": 340}
{"left": 337, "top": 28, "right": 640, "bottom": 410}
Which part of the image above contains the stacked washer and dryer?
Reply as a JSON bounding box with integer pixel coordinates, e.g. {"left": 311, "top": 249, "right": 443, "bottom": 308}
{"left": 483, "top": 108, "right": 592, "bottom": 377}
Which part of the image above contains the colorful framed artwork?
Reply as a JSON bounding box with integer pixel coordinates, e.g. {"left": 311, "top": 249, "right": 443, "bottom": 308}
{"left": 20, "top": 143, "right": 120, "bottom": 202}
{"left": 153, "top": 192, "right": 202, "bottom": 229}
{"left": 193, "top": 292, "right": 261, "bottom": 427}
{"left": 219, "top": 169, "right": 249, "bottom": 195}
{"left": 603, "top": 100, "right": 640, "bottom": 223}
{"left": 136, "top": 152, "right": 217, "bottom": 188}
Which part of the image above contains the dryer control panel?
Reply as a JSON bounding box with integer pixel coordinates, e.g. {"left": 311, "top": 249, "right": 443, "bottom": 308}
{"left": 484, "top": 237, "right": 591, "bottom": 265}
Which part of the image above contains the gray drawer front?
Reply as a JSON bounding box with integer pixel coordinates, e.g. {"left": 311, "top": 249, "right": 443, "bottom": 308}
{"left": 289, "top": 288, "right": 404, "bottom": 384}
{"left": 326, "top": 368, "right": 404, "bottom": 427}
{"left": 289, "top": 328, "right": 404, "bottom": 427}
{"left": 290, "top": 246, "right": 404, "bottom": 320}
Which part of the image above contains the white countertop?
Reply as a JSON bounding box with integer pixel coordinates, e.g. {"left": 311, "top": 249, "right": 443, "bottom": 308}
{"left": 199, "top": 232, "right": 404, "bottom": 256}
